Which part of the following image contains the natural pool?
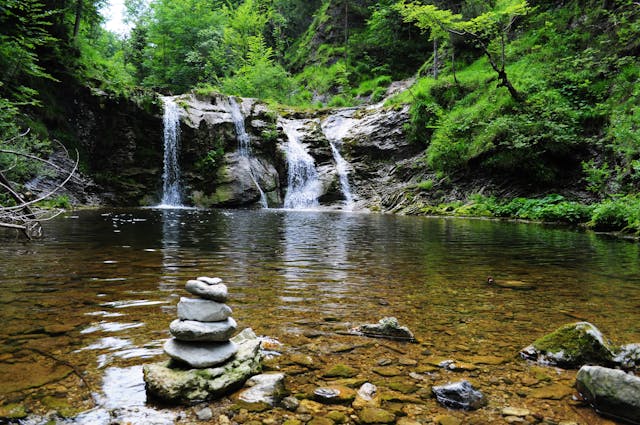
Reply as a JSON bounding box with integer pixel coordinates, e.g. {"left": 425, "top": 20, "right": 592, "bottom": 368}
{"left": 1, "top": 208, "right": 639, "bottom": 424}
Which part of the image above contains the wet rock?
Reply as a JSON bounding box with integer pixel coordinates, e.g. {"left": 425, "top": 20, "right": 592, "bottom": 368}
{"left": 185, "top": 280, "right": 228, "bottom": 302}
{"left": 613, "top": 343, "right": 640, "bottom": 370}
{"left": 287, "top": 353, "right": 315, "bottom": 368}
{"left": 281, "top": 395, "right": 300, "bottom": 411}
{"left": 307, "top": 417, "right": 334, "bottom": 425}
{"left": 432, "top": 380, "right": 487, "bottom": 410}
{"left": 350, "top": 317, "right": 415, "bottom": 341}
{"left": 576, "top": 365, "right": 640, "bottom": 424}
{"left": 357, "top": 383, "right": 377, "bottom": 401}
{"left": 313, "top": 386, "right": 356, "bottom": 404}
{"left": 322, "top": 363, "right": 358, "bottom": 378}
{"left": 169, "top": 318, "right": 237, "bottom": 342}
{"left": 0, "top": 403, "right": 27, "bottom": 420}
{"left": 177, "top": 297, "right": 233, "bottom": 322}
{"left": 197, "top": 276, "right": 222, "bottom": 285}
{"left": 327, "top": 410, "right": 349, "bottom": 423}
{"left": 238, "top": 373, "right": 286, "bottom": 408}
{"left": 373, "top": 366, "right": 403, "bottom": 377}
{"left": 501, "top": 407, "right": 531, "bottom": 417}
{"left": 144, "top": 328, "right": 261, "bottom": 404}
{"left": 434, "top": 415, "right": 461, "bottom": 425}
{"left": 163, "top": 339, "right": 238, "bottom": 368}
{"left": 297, "top": 399, "right": 324, "bottom": 414}
{"left": 357, "top": 407, "right": 396, "bottom": 424}
{"left": 388, "top": 380, "right": 418, "bottom": 394}
{"left": 528, "top": 383, "right": 574, "bottom": 400}
{"left": 487, "top": 277, "right": 535, "bottom": 290}
{"left": 520, "top": 322, "right": 616, "bottom": 368}
{"left": 195, "top": 406, "right": 213, "bottom": 421}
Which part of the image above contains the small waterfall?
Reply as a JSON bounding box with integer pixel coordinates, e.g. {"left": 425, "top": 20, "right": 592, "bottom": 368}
{"left": 159, "top": 97, "right": 183, "bottom": 207}
{"left": 321, "top": 113, "right": 355, "bottom": 210}
{"left": 282, "top": 120, "right": 322, "bottom": 209}
{"left": 229, "top": 97, "right": 268, "bottom": 208}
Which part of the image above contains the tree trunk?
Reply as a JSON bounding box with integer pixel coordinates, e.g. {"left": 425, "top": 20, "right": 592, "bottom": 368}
{"left": 73, "top": 0, "right": 82, "bottom": 39}
{"left": 0, "top": 171, "right": 42, "bottom": 239}
{"left": 433, "top": 39, "right": 439, "bottom": 79}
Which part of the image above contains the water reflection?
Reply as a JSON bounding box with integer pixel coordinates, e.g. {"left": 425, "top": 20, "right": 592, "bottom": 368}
{"left": 1, "top": 209, "right": 639, "bottom": 423}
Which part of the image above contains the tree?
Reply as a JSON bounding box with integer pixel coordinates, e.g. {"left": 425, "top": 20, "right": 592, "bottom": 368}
{"left": 395, "top": 0, "right": 530, "bottom": 101}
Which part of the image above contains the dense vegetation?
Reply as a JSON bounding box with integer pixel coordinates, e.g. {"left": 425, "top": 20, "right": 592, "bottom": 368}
{"left": 1, "top": 0, "right": 639, "bottom": 232}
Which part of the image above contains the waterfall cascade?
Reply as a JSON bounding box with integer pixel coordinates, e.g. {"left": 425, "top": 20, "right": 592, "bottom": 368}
{"left": 229, "top": 98, "right": 268, "bottom": 208}
{"left": 321, "top": 114, "right": 355, "bottom": 209}
{"left": 282, "top": 120, "right": 322, "bottom": 209}
{"left": 159, "top": 97, "right": 183, "bottom": 207}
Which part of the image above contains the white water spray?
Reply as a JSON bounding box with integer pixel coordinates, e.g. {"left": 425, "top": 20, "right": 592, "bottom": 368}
{"left": 159, "top": 97, "right": 183, "bottom": 207}
{"left": 321, "top": 113, "right": 355, "bottom": 209}
{"left": 229, "top": 97, "right": 268, "bottom": 208}
{"left": 282, "top": 120, "right": 322, "bottom": 209}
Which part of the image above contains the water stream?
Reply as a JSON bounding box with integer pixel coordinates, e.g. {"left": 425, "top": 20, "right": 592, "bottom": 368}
{"left": 321, "top": 112, "right": 356, "bottom": 210}
{"left": 158, "top": 97, "right": 182, "bottom": 207}
{"left": 281, "top": 119, "right": 322, "bottom": 209}
{"left": 229, "top": 97, "right": 268, "bottom": 208}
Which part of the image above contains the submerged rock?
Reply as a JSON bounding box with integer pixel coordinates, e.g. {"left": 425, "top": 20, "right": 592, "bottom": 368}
{"left": 520, "top": 322, "right": 616, "bottom": 368}
{"left": 350, "top": 317, "right": 415, "bottom": 342}
{"left": 576, "top": 365, "right": 640, "bottom": 424}
{"left": 431, "top": 380, "right": 487, "bottom": 410}
{"left": 144, "top": 328, "right": 262, "bottom": 404}
{"left": 169, "top": 317, "right": 237, "bottom": 342}
{"left": 163, "top": 339, "right": 238, "bottom": 368}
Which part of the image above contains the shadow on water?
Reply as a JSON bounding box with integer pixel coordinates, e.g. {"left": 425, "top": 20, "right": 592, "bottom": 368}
{"left": 0, "top": 208, "right": 639, "bottom": 423}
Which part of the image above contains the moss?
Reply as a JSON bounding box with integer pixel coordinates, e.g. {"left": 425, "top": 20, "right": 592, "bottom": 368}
{"left": 531, "top": 322, "right": 616, "bottom": 367}
{"left": 322, "top": 364, "right": 358, "bottom": 378}
{"left": 0, "top": 403, "right": 27, "bottom": 420}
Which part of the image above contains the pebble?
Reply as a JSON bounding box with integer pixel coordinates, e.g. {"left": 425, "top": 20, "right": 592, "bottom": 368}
{"left": 195, "top": 407, "right": 213, "bottom": 421}
{"left": 281, "top": 396, "right": 300, "bottom": 411}
{"left": 434, "top": 415, "right": 461, "bottom": 425}
{"left": 501, "top": 407, "right": 531, "bottom": 417}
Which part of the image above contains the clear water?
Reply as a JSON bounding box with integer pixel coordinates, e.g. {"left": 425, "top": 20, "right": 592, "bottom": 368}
{"left": 282, "top": 120, "right": 322, "bottom": 209}
{"left": 159, "top": 98, "right": 182, "bottom": 207}
{"left": 1, "top": 209, "right": 639, "bottom": 423}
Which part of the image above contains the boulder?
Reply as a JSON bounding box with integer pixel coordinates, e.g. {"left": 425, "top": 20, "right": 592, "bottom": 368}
{"left": 350, "top": 317, "right": 415, "bottom": 342}
{"left": 431, "top": 380, "right": 487, "bottom": 410}
{"left": 185, "top": 280, "right": 228, "bottom": 302}
{"left": 163, "top": 339, "right": 238, "bottom": 368}
{"left": 613, "top": 343, "right": 640, "bottom": 370}
{"left": 520, "top": 322, "right": 616, "bottom": 368}
{"left": 576, "top": 365, "right": 640, "bottom": 424}
{"left": 169, "top": 318, "right": 237, "bottom": 342}
{"left": 144, "top": 328, "right": 262, "bottom": 404}
{"left": 237, "top": 373, "right": 286, "bottom": 409}
{"left": 177, "top": 297, "right": 232, "bottom": 322}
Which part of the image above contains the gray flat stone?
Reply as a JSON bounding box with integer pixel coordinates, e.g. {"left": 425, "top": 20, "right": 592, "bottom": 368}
{"left": 163, "top": 339, "right": 238, "bottom": 368}
{"left": 197, "top": 276, "right": 222, "bottom": 285}
{"left": 170, "top": 317, "right": 237, "bottom": 342}
{"left": 177, "top": 297, "right": 232, "bottom": 322}
{"left": 185, "top": 281, "right": 228, "bottom": 302}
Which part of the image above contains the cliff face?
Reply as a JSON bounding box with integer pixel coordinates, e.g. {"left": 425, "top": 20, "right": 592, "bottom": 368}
{"left": 166, "top": 93, "right": 421, "bottom": 211}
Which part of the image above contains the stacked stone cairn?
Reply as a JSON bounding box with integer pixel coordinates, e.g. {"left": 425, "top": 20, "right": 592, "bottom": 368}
{"left": 144, "top": 276, "right": 263, "bottom": 404}
{"left": 163, "top": 276, "right": 239, "bottom": 368}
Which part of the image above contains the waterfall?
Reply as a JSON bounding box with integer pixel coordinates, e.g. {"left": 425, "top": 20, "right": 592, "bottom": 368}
{"left": 282, "top": 120, "right": 322, "bottom": 209}
{"left": 159, "top": 97, "right": 183, "bottom": 207}
{"left": 229, "top": 97, "right": 268, "bottom": 208}
{"left": 321, "top": 113, "right": 355, "bottom": 210}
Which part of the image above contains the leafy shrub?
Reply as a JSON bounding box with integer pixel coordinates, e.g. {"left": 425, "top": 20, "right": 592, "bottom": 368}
{"left": 589, "top": 195, "right": 640, "bottom": 233}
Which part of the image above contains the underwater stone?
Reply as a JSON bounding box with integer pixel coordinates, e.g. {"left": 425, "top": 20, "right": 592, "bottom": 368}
{"left": 237, "top": 373, "right": 286, "bottom": 408}
{"left": 350, "top": 317, "right": 415, "bottom": 341}
{"left": 197, "top": 276, "right": 222, "bottom": 285}
{"left": 169, "top": 317, "right": 237, "bottom": 342}
{"left": 163, "top": 339, "right": 238, "bottom": 368}
{"left": 431, "top": 380, "right": 487, "bottom": 410}
{"left": 144, "top": 328, "right": 262, "bottom": 404}
{"left": 177, "top": 297, "right": 232, "bottom": 322}
{"left": 520, "top": 322, "right": 616, "bottom": 369}
{"left": 576, "top": 365, "right": 640, "bottom": 424}
{"left": 185, "top": 280, "right": 228, "bottom": 302}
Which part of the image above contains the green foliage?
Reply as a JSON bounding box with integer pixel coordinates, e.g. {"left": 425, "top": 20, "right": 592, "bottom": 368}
{"left": 36, "top": 195, "right": 72, "bottom": 209}
{"left": 415, "top": 179, "right": 434, "bottom": 190}
{"left": 582, "top": 160, "right": 611, "bottom": 195}
{"left": 196, "top": 146, "right": 225, "bottom": 172}
{"left": 589, "top": 195, "right": 640, "bottom": 234}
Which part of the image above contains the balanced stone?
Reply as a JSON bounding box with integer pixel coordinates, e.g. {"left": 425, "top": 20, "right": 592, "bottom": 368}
{"left": 177, "top": 297, "right": 232, "bottom": 322}
{"left": 198, "top": 276, "right": 222, "bottom": 285}
{"left": 185, "top": 280, "right": 228, "bottom": 302}
{"left": 170, "top": 317, "right": 237, "bottom": 342}
{"left": 164, "top": 339, "right": 238, "bottom": 368}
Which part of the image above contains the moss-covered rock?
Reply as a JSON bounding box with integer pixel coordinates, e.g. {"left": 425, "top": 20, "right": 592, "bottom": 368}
{"left": 0, "top": 403, "right": 27, "bottom": 420}
{"left": 357, "top": 407, "right": 396, "bottom": 424}
{"left": 322, "top": 364, "right": 358, "bottom": 378}
{"left": 520, "top": 322, "right": 616, "bottom": 369}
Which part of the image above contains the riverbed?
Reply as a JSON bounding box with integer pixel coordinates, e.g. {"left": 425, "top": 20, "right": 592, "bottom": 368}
{"left": 1, "top": 208, "right": 638, "bottom": 424}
